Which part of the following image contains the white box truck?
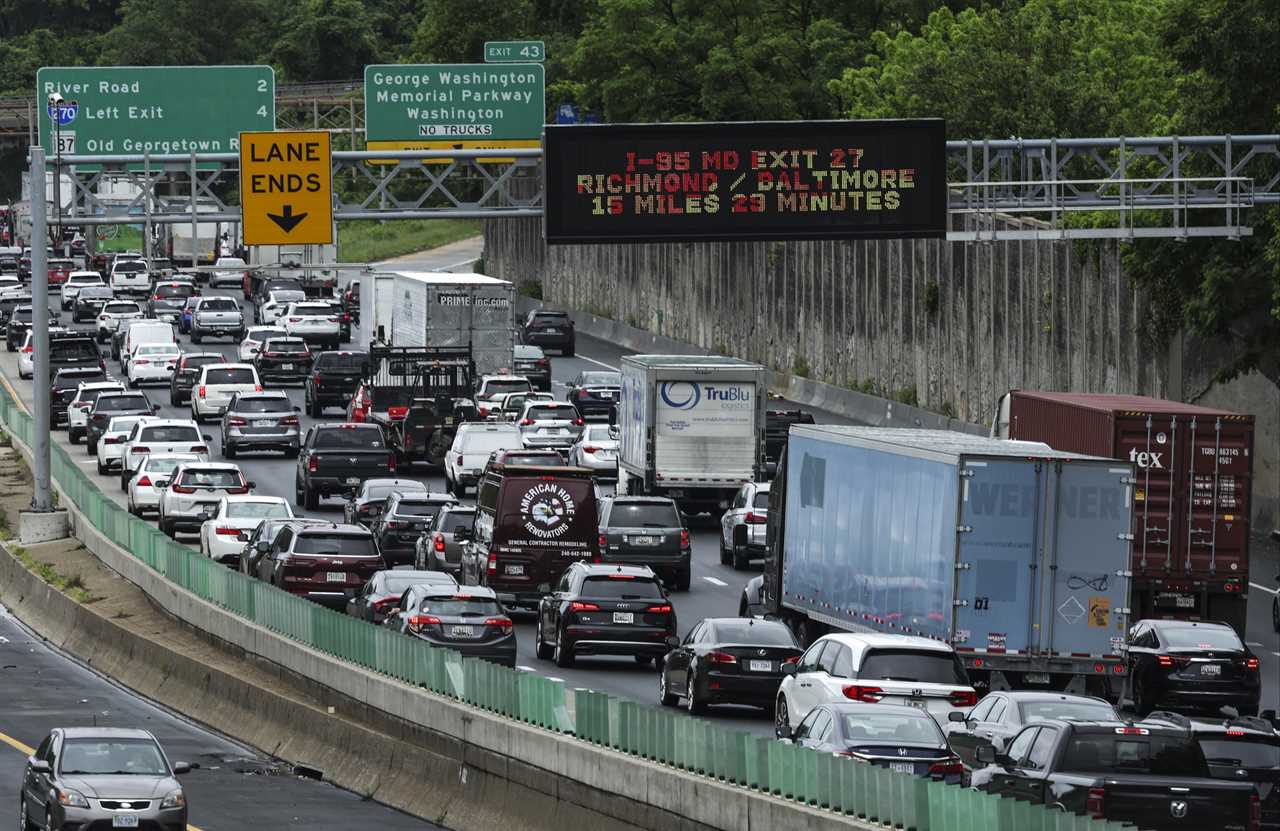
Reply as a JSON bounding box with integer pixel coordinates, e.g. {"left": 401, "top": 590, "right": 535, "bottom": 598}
{"left": 617, "top": 355, "right": 767, "bottom": 515}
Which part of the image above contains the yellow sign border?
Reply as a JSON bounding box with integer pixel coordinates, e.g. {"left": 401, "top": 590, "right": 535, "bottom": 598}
{"left": 239, "top": 130, "right": 334, "bottom": 246}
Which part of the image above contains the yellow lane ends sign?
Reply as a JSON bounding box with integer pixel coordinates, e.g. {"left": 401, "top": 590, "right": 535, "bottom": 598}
{"left": 239, "top": 130, "right": 333, "bottom": 245}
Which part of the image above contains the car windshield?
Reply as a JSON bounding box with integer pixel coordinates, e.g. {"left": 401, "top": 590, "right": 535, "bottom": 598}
{"left": 1160, "top": 626, "right": 1242, "bottom": 651}
{"left": 95, "top": 395, "right": 149, "bottom": 412}
{"left": 858, "top": 649, "right": 969, "bottom": 685}
{"left": 226, "top": 501, "right": 290, "bottom": 519}
{"left": 233, "top": 397, "right": 290, "bottom": 414}
{"left": 583, "top": 426, "right": 613, "bottom": 442}
{"left": 484, "top": 379, "right": 531, "bottom": 394}
{"left": 59, "top": 738, "right": 168, "bottom": 776}
{"left": 140, "top": 426, "right": 200, "bottom": 443}
{"left": 1019, "top": 700, "right": 1117, "bottom": 724}
{"left": 418, "top": 597, "right": 502, "bottom": 616}
{"left": 200, "top": 298, "right": 238, "bottom": 312}
{"left": 205, "top": 368, "right": 256, "bottom": 385}
{"left": 1198, "top": 737, "right": 1280, "bottom": 769}
{"left": 270, "top": 290, "right": 305, "bottom": 304}
{"left": 293, "top": 534, "right": 376, "bottom": 556}
{"left": 513, "top": 345, "right": 543, "bottom": 359}
{"left": 460, "top": 430, "right": 521, "bottom": 452}
{"left": 437, "top": 511, "right": 474, "bottom": 533}
{"left": 710, "top": 621, "right": 796, "bottom": 646}
{"left": 393, "top": 501, "right": 447, "bottom": 518}
{"left": 177, "top": 468, "right": 242, "bottom": 488}
{"left": 143, "top": 457, "right": 195, "bottom": 475}
{"left": 581, "top": 576, "right": 664, "bottom": 599}
{"left": 1060, "top": 735, "right": 1206, "bottom": 776}
{"left": 155, "top": 285, "right": 194, "bottom": 298}
{"left": 314, "top": 428, "right": 384, "bottom": 449}
{"left": 580, "top": 372, "right": 620, "bottom": 386}
{"left": 527, "top": 405, "right": 575, "bottom": 421}
{"left": 317, "top": 352, "right": 367, "bottom": 371}
{"left": 608, "top": 502, "right": 681, "bottom": 527}
{"left": 104, "top": 302, "right": 139, "bottom": 314}
{"left": 263, "top": 339, "right": 307, "bottom": 353}
{"left": 291, "top": 303, "right": 331, "bottom": 316}
{"left": 838, "top": 713, "right": 943, "bottom": 746}
{"left": 107, "top": 417, "right": 144, "bottom": 433}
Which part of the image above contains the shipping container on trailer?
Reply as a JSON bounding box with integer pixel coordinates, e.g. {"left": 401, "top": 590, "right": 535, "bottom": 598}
{"left": 764, "top": 426, "right": 1135, "bottom": 698}
{"left": 992, "top": 391, "right": 1253, "bottom": 632}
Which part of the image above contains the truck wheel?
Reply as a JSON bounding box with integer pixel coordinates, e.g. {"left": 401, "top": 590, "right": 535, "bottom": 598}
{"left": 190, "top": 331, "right": 201, "bottom": 344}
{"left": 304, "top": 485, "right": 319, "bottom": 511}
{"left": 535, "top": 617, "right": 554, "bottom": 660}
{"left": 718, "top": 536, "right": 731, "bottom": 565}
{"left": 732, "top": 545, "right": 750, "bottom": 571}
{"left": 554, "top": 628, "right": 575, "bottom": 668}
{"left": 675, "top": 570, "right": 691, "bottom": 592}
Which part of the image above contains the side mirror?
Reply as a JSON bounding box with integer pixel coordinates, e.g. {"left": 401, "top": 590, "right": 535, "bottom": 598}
{"left": 255, "top": 541, "right": 270, "bottom": 554}
{"left": 294, "top": 406, "right": 302, "bottom": 413}
{"left": 975, "top": 744, "right": 996, "bottom": 765}
{"left": 154, "top": 479, "right": 170, "bottom": 489}
{"left": 947, "top": 711, "right": 967, "bottom": 723}
{"left": 172, "top": 762, "right": 191, "bottom": 775}
{"left": 780, "top": 662, "right": 797, "bottom": 677}
{"left": 387, "top": 607, "right": 400, "bottom": 617}
{"left": 152, "top": 403, "right": 161, "bottom": 412}
{"left": 28, "top": 758, "right": 50, "bottom": 774}
{"left": 247, "top": 481, "right": 256, "bottom": 489}
{"left": 608, "top": 406, "right": 618, "bottom": 427}
{"left": 608, "top": 426, "right": 620, "bottom": 441}
{"left": 197, "top": 512, "right": 212, "bottom": 522}
{"left": 664, "top": 635, "right": 679, "bottom": 649}
{"left": 202, "top": 434, "right": 213, "bottom": 442}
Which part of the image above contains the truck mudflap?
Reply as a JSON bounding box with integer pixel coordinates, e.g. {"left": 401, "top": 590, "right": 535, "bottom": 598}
{"left": 958, "top": 649, "right": 1124, "bottom": 697}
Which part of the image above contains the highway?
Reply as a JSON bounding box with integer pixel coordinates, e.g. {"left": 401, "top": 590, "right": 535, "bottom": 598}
{"left": 0, "top": 606, "right": 437, "bottom": 831}
{"left": 2, "top": 236, "right": 1276, "bottom": 749}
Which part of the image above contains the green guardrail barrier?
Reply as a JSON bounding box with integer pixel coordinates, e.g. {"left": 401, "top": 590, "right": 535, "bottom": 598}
{"left": 0, "top": 385, "right": 1136, "bottom": 831}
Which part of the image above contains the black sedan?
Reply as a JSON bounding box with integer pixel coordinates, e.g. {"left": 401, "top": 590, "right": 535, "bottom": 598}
{"left": 944, "top": 691, "right": 1118, "bottom": 768}
{"left": 780, "top": 702, "right": 964, "bottom": 784}
{"left": 342, "top": 478, "right": 429, "bottom": 527}
{"left": 368, "top": 492, "right": 456, "bottom": 567}
{"left": 72, "top": 286, "right": 114, "bottom": 323}
{"left": 535, "top": 563, "right": 676, "bottom": 668}
{"left": 566, "top": 370, "right": 621, "bottom": 419}
{"left": 346, "top": 568, "right": 456, "bottom": 624}
{"left": 512, "top": 344, "right": 551, "bottom": 391}
{"left": 1121, "top": 618, "right": 1262, "bottom": 716}
{"left": 660, "top": 617, "right": 801, "bottom": 713}
{"left": 383, "top": 584, "right": 516, "bottom": 667}
{"left": 599, "top": 496, "right": 691, "bottom": 591}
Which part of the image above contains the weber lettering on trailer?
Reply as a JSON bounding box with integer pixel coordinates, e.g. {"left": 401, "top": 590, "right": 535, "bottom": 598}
{"left": 239, "top": 130, "right": 333, "bottom": 246}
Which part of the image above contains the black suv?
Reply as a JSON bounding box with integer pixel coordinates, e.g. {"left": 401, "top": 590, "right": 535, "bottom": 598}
{"left": 522, "top": 309, "right": 575, "bottom": 356}
{"left": 50, "top": 367, "right": 107, "bottom": 428}
{"left": 85, "top": 391, "right": 157, "bottom": 452}
{"left": 169, "top": 352, "right": 225, "bottom": 405}
{"left": 1121, "top": 618, "right": 1262, "bottom": 716}
{"left": 535, "top": 563, "right": 676, "bottom": 668}
{"left": 304, "top": 350, "right": 367, "bottom": 416}
{"left": 6, "top": 305, "right": 58, "bottom": 351}
{"left": 764, "top": 406, "right": 815, "bottom": 477}
{"left": 566, "top": 371, "right": 621, "bottom": 419}
{"left": 71, "top": 286, "right": 114, "bottom": 323}
{"left": 48, "top": 333, "right": 103, "bottom": 375}
{"left": 255, "top": 336, "right": 312, "bottom": 384}
{"left": 1164, "top": 712, "right": 1280, "bottom": 830}
{"left": 367, "top": 491, "right": 456, "bottom": 567}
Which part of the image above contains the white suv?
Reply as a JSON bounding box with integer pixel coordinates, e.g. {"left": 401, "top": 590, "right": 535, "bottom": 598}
{"left": 109, "top": 258, "right": 150, "bottom": 296}
{"left": 191, "top": 363, "right": 261, "bottom": 423}
{"left": 126, "top": 453, "right": 199, "bottom": 516}
{"left": 67, "top": 381, "right": 125, "bottom": 444}
{"left": 444, "top": 422, "right": 523, "bottom": 497}
{"left": 96, "top": 300, "right": 144, "bottom": 343}
{"left": 281, "top": 302, "right": 341, "bottom": 348}
{"left": 156, "top": 461, "right": 252, "bottom": 538}
{"left": 775, "top": 633, "right": 976, "bottom": 736}
{"left": 118, "top": 418, "right": 211, "bottom": 490}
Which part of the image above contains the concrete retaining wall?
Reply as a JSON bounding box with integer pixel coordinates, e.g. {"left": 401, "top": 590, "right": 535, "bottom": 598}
{"left": 0, "top": 433, "right": 879, "bottom": 831}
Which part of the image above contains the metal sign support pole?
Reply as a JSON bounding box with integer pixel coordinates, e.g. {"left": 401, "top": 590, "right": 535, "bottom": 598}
{"left": 190, "top": 152, "right": 198, "bottom": 268}
{"left": 29, "top": 146, "right": 52, "bottom": 512}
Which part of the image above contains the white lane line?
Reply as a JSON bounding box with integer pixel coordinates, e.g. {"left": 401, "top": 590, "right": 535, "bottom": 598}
{"left": 702, "top": 576, "right": 728, "bottom": 587}
{"left": 1250, "top": 582, "right": 1279, "bottom": 595}
{"left": 516, "top": 665, "right": 536, "bottom": 672}
{"left": 545, "top": 676, "right": 564, "bottom": 683}
{"left": 439, "top": 257, "right": 480, "bottom": 272}
{"left": 76, "top": 459, "right": 96, "bottom": 466}
{"left": 577, "top": 353, "right": 620, "bottom": 371}
{"left": 1247, "top": 642, "right": 1265, "bottom": 648}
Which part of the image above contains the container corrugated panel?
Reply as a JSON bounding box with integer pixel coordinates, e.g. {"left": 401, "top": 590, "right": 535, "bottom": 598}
{"left": 1005, "top": 391, "right": 1254, "bottom": 587}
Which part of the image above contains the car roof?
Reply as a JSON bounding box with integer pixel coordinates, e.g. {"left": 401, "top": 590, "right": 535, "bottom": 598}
{"left": 136, "top": 418, "right": 200, "bottom": 428}
{"left": 175, "top": 461, "right": 241, "bottom": 471}
{"left": 294, "top": 522, "right": 372, "bottom": 536}
{"left": 420, "top": 585, "right": 496, "bottom": 599}
{"left": 78, "top": 381, "right": 125, "bottom": 391}
{"left": 608, "top": 496, "right": 677, "bottom": 506}
{"left": 202, "top": 362, "right": 254, "bottom": 371}
{"left": 139, "top": 453, "right": 199, "bottom": 465}
{"left": 393, "top": 492, "right": 455, "bottom": 503}
{"left": 575, "top": 563, "right": 656, "bottom": 578}
{"left": 1146, "top": 618, "right": 1236, "bottom": 632}
{"left": 375, "top": 568, "right": 454, "bottom": 581}
{"left": 987, "top": 691, "right": 1113, "bottom": 705}
{"left": 317, "top": 422, "right": 379, "bottom": 430}
{"left": 60, "top": 726, "right": 156, "bottom": 740}
{"left": 363, "top": 478, "right": 426, "bottom": 489}
{"left": 220, "top": 495, "right": 287, "bottom": 504}
{"left": 233, "top": 391, "right": 289, "bottom": 401}
{"left": 818, "top": 632, "right": 957, "bottom": 654}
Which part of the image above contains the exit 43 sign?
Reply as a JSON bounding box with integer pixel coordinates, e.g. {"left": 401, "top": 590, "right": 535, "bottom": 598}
{"left": 239, "top": 130, "right": 333, "bottom": 246}
{"left": 484, "top": 41, "right": 545, "bottom": 63}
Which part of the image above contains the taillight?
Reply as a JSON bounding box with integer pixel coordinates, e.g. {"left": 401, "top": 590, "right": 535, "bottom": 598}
{"left": 841, "top": 685, "right": 884, "bottom": 703}
{"left": 1156, "top": 655, "right": 1190, "bottom": 668}
{"left": 387, "top": 453, "right": 397, "bottom": 473}
{"left": 647, "top": 604, "right": 672, "bottom": 614}
{"left": 312, "top": 372, "right": 321, "bottom": 384}
{"left": 227, "top": 483, "right": 249, "bottom": 495}
{"left": 569, "top": 601, "right": 599, "bottom": 612}
{"left": 707, "top": 651, "right": 737, "bottom": 664}
{"left": 198, "top": 385, "right": 206, "bottom": 398}
{"left": 745, "top": 511, "right": 767, "bottom": 524}
{"left": 478, "top": 406, "right": 489, "bottom": 417}
{"left": 407, "top": 614, "right": 441, "bottom": 630}
{"left": 1245, "top": 657, "right": 1260, "bottom": 670}
{"left": 307, "top": 456, "right": 318, "bottom": 472}
{"left": 288, "top": 317, "right": 301, "bottom": 323}
{"left": 253, "top": 384, "right": 263, "bottom": 392}
{"left": 455, "top": 453, "right": 464, "bottom": 466}
{"left": 520, "top": 418, "right": 533, "bottom": 426}
{"left": 573, "top": 418, "right": 584, "bottom": 426}
{"left": 433, "top": 533, "right": 445, "bottom": 553}
{"left": 598, "top": 533, "right": 607, "bottom": 548}
{"left": 135, "top": 475, "right": 152, "bottom": 487}
{"left": 214, "top": 526, "right": 241, "bottom": 536}
{"left": 386, "top": 520, "right": 405, "bottom": 530}
{"left": 372, "top": 596, "right": 398, "bottom": 610}
{"left": 537, "top": 358, "right": 549, "bottom": 366}
{"left": 281, "top": 415, "right": 299, "bottom": 426}
{"left": 486, "top": 548, "right": 497, "bottom": 575}
{"left": 484, "top": 616, "right": 513, "bottom": 635}
{"left": 680, "top": 529, "right": 690, "bottom": 548}
{"left": 1086, "top": 788, "right": 1105, "bottom": 819}
{"left": 582, "top": 445, "right": 598, "bottom": 454}
{"left": 1249, "top": 792, "right": 1261, "bottom": 831}
{"left": 134, "top": 358, "right": 150, "bottom": 365}
{"left": 783, "top": 655, "right": 800, "bottom": 664}
{"left": 104, "top": 436, "right": 121, "bottom": 444}
{"left": 949, "top": 690, "right": 977, "bottom": 708}
{"left": 227, "top": 417, "right": 248, "bottom": 426}
{"left": 927, "top": 759, "right": 964, "bottom": 779}
{"left": 171, "top": 484, "right": 195, "bottom": 494}
{"left": 388, "top": 405, "right": 407, "bottom": 420}
{"left": 131, "top": 446, "right": 151, "bottom": 454}
{"left": 20, "top": 345, "right": 31, "bottom": 353}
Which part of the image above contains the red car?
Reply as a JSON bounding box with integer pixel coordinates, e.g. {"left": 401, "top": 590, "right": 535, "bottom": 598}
{"left": 48, "top": 258, "right": 75, "bottom": 285}
{"left": 252, "top": 521, "right": 385, "bottom": 609}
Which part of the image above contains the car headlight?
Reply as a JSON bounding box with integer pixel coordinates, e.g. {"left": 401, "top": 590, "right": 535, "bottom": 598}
{"left": 160, "top": 789, "right": 185, "bottom": 809}
{"left": 56, "top": 787, "right": 90, "bottom": 808}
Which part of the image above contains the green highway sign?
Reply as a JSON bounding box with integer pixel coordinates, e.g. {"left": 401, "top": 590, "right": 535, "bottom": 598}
{"left": 36, "top": 65, "right": 275, "bottom": 156}
{"left": 484, "top": 41, "right": 545, "bottom": 63}
{"left": 364, "top": 64, "right": 545, "bottom": 144}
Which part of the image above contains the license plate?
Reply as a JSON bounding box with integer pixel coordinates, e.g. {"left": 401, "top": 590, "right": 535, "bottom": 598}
{"left": 326, "top": 572, "right": 346, "bottom": 583}
{"left": 1024, "top": 673, "right": 1051, "bottom": 685}
{"left": 613, "top": 611, "right": 634, "bottom": 624}
{"left": 889, "top": 762, "right": 915, "bottom": 775}
{"left": 749, "top": 660, "right": 772, "bottom": 672}
{"left": 630, "top": 535, "right": 657, "bottom": 546}
{"left": 345, "top": 477, "right": 361, "bottom": 486}
{"left": 504, "top": 564, "right": 525, "bottom": 576}
{"left": 601, "top": 391, "right": 615, "bottom": 399}
{"left": 281, "top": 363, "right": 294, "bottom": 370}
{"left": 1201, "top": 664, "right": 1221, "bottom": 676}
{"left": 112, "top": 817, "right": 139, "bottom": 829}
{"left": 449, "top": 625, "right": 474, "bottom": 638}
{"left": 906, "top": 698, "right": 928, "bottom": 710}
{"left": 254, "top": 419, "right": 273, "bottom": 427}
{"left": 1175, "top": 596, "right": 1195, "bottom": 608}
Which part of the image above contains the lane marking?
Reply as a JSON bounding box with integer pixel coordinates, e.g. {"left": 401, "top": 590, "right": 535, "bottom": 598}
{"left": 702, "top": 576, "right": 728, "bottom": 587}
{"left": 0, "top": 371, "right": 29, "bottom": 415}
{"left": 77, "top": 459, "right": 97, "bottom": 466}
{"left": 516, "top": 665, "right": 536, "bottom": 672}
{"left": 576, "top": 353, "right": 619, "bottom": 371}
{"left": 546, "top": 676, "right": 564, "bottom": 683}
{"left": 0, "top": 729, "right": 34, "bottom": 756}
{"left": 1250, "top": 581, "right": 1278, "bottom": 595}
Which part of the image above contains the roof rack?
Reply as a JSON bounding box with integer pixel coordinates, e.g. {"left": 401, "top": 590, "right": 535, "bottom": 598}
{"left": 1222, "top": 716, "right": 1274, "bottom": 733}
{"left": 1141, "top": 711, "right": 1193, "bottom": 729}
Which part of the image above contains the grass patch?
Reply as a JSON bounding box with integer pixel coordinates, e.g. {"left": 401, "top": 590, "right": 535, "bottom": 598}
{"left": 11, "top": 544, "right": 96, "bottom": 604}
{"left": 337, "top": 219, "right": 480, "bottom": 263}
{"left": 0, "top": 512, "right": 10, "bottom": 540}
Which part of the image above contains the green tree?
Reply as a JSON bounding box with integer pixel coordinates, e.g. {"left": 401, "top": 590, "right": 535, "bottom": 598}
{"left": 271, "top": 0, "right": 382, "bottom": 82}
{"left": 407, "top": 0, "right": 536, "bottom": 64}
{"left": 98, "top": 0, "right": 276, "bottom": 67}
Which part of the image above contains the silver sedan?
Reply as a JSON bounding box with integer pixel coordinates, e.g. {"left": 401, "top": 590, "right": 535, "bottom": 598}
{"left": 567, "top": 424, "right": 619, "bottom": 477}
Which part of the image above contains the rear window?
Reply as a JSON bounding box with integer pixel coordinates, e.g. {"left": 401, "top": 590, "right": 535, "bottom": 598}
{"left": 1019, "top": 700, "right": 1117, "bottom": 724}
{"left": 140, "top": 425, "right": 201, "bottom": 443}
{"left": 497, "top": 452, "right": 566, "bottom": 466}
{"left": 1198, "top": 737, "right": 1280, "bottom": 769}
{"left": 181, "top": 355, "right": 223, "bottom": 370}
{"left": 365, "top": 482, "right": 426, "bottom": 500}
{"left": 204, "top": 368, "right": 256, "bottom": 385}
{"left": 581, "top": 576, "right": 664, "bottom": 599}
{"left": 314, "top": 427, "right": 384, "bottom": 449}
{"left": 233, "top": 397, "right": 290, "bottom": 414}
{"left": 1161, "top": 626, "right": 1242, "bottom": 651}
{"left": 710, "top": 621, "right": 795, "bottom": 646}
{"left": 12, "top": 308, "right": 33, "bottom": 321}
{"left": 383, "top": 574, "right": 445, "bottom": 594}
{"left": 200, "top": 298, "right": 238, "bottom": 311}
{"left": 226, "top": 501, "right": 291, "bottom": 519}
{"left": 839, "top": 712, "right": 943, "bottom": 745}
{"left": 1060, "top": 735, "right": 1206, "bottom": 776}
{"left": 460, "top": 430, "right": 522, "bottom": 452}
{"left": 532, "top": 312, "right": 567, "bottom": 324}
{"left": 291, "top": 303, "right": 331, "bottom": 315}
{"left": 527, "top": 405, "right": 576, "bottom": 420}
{"left": 483, "top": 378, "right": 531, "bottom": 394}
{"left": 316, "top": 352, "right": 367, "bottom": 371}
{"left": 293, "top": 533, "right": 377, "bottom": 557}
{"left": 51, "top": 341, "right": 97, "bottom": 359}
{"left": 582, "top": 426, "right": 613, "bottom": 442}
{"left": 418, "top": 596, "right": 502, "bottom": 616}
{"left": 857, "top": 649, "right": 969, "bottom": 686}
{"left": 437, "top": 511, "right": 475, "bottom": 533}
{"left": 136, "top": 344, "right": 177, "bottom": 356}
{"left": 607, "top": 502, "right": 681, "bottom": 528}
{"left": 177, "top": 468, "right": 243, "bottom": 488}
{"left": 108, "top": 416, "right": 144, "bottom": 433}
{"left": 580, "top": 372, "right": 620, "bottom": 386}
{"left": 270, "top": 290, "right": 305, "bottom": 304}
{"left": 394, "top": 501, "right": 447, "bottom": 518}
{"left": 143, "top": 457, "right": 195, "bottom": 475}
{"left": 79, "top": 287, "right": 112, "bottom": 299}
{"left": 248, "top": 328, "right": 281, "bottom": 340}
{"left": 104, "top": 302, "right": 139, "bottom": 314}
{"left": 155, "top": 285, "right": 195, "bottom": 298}
{"left": 114, "top": 261, "right": 145, "bottom": 273}
{"left": 263, "top": 339, "right": 307, "bottom": 353}
{"left": 95, "top": 395, "right": 149, "bottom": 412}
{"left": 513, "top": 345, "right": 544, "bottom": 359}
{"left": 752, "top": 491, "right": 771, "bottom": 509}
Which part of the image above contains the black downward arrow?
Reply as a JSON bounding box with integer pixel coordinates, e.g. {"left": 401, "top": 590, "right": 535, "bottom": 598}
{"left": 267, "top": 204, "right": 308, "bottom": 233}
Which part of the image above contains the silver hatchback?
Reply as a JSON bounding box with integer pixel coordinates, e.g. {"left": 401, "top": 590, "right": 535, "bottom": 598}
{"left": 220, "top": 391, "right": 301, "bottom": 458}
{"left": 20, "top": 726, "right": 189, "bottom": 831}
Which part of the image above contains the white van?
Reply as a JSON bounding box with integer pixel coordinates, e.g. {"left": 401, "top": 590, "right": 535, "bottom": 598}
{"left": 118, "top": 320, "right": 176, "bottom": 375}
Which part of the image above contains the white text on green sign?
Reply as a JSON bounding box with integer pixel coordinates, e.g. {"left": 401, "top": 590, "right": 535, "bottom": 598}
{"left": 364, "top": 64, "right": 545, "bottom": 143}
{"left": 484, "top": 41, "right": 545, "bottom": 63}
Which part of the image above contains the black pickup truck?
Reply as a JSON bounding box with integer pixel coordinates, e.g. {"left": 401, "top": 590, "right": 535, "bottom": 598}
{"left": 304, "top": 349, "right": 367, "bottom": 416}
{"left": 295, "top": 422, "right": 397, "bottom": 510}
{"left": 970, "top": 717, "right": 1258, "bottom": 831}
{"left": 763, "top": 405, "right": 814, "bottom": 478}
{"left": 49, "top": 332, "right": 105, "bottom": 375}
{"left": 364, "top": 345, "right": 477, "bottom": 468}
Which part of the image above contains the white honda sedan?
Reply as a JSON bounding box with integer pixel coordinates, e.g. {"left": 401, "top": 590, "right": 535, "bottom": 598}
{"left": 126, "top": 453, "right": 198, "bottom": 517}
{"left": 199, "top": 495, "right": 294, "bottom": 565}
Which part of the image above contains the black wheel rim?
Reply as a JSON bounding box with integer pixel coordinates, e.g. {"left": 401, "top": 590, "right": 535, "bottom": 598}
{"left": 775, "top": 698, "right": 787, "bottom": 735}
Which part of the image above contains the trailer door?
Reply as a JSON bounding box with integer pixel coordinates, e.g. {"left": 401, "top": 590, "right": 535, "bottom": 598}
{"left": 954, "top": 458, "right": 1041, "bottom": 655}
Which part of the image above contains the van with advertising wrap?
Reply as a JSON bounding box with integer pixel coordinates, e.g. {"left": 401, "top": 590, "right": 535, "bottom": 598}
{"left": 462, "top": 463, "right": 600, "bottom": 611}
{"left": 616, "top": 354, "right": 767, "bottom": 516}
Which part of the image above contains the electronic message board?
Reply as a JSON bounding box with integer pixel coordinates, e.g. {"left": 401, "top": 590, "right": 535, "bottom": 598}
{"left": 543, "top": 119, "right": 946, "bottom": 244}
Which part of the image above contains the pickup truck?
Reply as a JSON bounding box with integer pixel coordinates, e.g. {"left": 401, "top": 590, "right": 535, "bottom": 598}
{"left": 970, "top": 718, "right": 1258, "bottom": 831}
{"left": 295, "top": 423, "right": 397, "bottom": 510}
{"left": 189, "top": 296, "right": 246, "bottom": 343}
{"left": 48, "top": 332, "right": 104, "bottom": 375}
